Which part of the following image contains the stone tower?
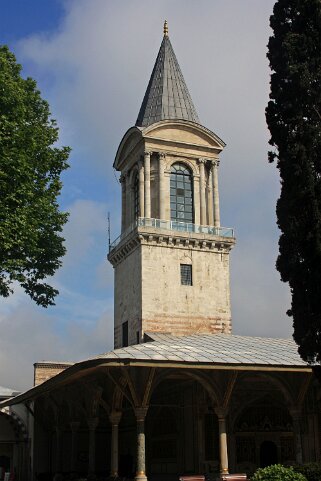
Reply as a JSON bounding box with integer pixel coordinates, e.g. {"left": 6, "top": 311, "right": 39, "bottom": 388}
{"left": 108, "top": 22, "right": 235, "bottom": 348}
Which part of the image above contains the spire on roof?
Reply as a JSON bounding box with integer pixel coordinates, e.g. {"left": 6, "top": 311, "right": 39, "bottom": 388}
{"left": 135, "top": 21, "right": 200, "bottom": 127}
{"left": 163, "top": 20, "right": 168, "bottom": 36}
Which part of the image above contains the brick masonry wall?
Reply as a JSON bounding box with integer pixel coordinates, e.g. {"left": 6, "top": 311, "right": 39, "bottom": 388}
{"left": 34, "top": 363, "right": 73, "bottom": 386}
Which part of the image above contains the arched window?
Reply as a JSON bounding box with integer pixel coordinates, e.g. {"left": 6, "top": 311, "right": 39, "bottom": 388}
{"left": 134, "top": 172, "right": 139, "bottom": 220}
{"left": 170, "top": 163, "right": 193, "bottom": 223}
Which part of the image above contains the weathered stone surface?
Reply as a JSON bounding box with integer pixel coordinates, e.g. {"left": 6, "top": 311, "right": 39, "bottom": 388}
{"left": 111, "top": 113, "right": 234, "bottom": 349}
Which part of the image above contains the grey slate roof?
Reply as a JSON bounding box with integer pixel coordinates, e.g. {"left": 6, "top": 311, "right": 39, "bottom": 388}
{"left": 136, "top": 34, "right": 200, "bottom": 127}
{"left": 94, "top": 333, "right": 307, "bottom": 368}
{"left": 0, "top": 333, "right": 309, "bottom": 409}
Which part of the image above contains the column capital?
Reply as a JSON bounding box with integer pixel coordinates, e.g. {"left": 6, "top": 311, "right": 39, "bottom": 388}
{"left": 109, "top": 410, "right": 122, "bottom": 425}
{"left": 144, "top": 151, "right": 151, "bottom": 159}
{"left": 158, "top": 152, "right": 166, "bottom": 160}
{"left": 87, "top": 417, "right": 99, "bottom": 431}
{"left": 135, "top": 407, "right": 148, "bottom": 421}
{"left": 214, "top": 407, "right": 228, "bottom": 419}
{"left": 210, "top": 159, "right": 220, "bottom": 168}
{"left": 70, "top": 421, "right": 80, "bottom": 432}
{"left": 198, "top": 157, "right": 207, "bottom": 165}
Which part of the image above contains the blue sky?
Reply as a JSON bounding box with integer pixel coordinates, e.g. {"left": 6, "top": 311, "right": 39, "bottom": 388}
{"left": 0, "top": 0, "right": 292, "bottom": 390}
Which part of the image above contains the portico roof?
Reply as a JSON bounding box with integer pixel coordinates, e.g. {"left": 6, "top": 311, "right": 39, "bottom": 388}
{"left": 94, "top": 332, "right": 307, "bottom": 368}
{"left": 0, "top": 333, "right": 310, "bottom": 408}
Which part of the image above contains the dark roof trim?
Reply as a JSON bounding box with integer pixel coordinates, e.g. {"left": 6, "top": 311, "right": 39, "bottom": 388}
{"left": 0, "top": 357, "right": 311, "bottom": 408}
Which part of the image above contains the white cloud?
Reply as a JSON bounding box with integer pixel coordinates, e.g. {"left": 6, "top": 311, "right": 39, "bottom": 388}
{"left": 0, "top": 0, "right": 297, "bottom": 390}
{"left": 0, "top": 198, "right": 115, "bottom": 391}
{"left": 61, "top": 199, "right": 108, "bottom": 268}
{"left": 0, "top": 297, "right": 114, "bottom": 391}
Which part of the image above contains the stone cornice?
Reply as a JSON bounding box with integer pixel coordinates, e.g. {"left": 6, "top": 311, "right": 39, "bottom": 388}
{"left": 108, "top": 227, "right": 235, "bottom": 267}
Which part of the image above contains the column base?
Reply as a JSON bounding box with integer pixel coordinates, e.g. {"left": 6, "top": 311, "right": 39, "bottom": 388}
{"left": 220, "top": 469, "right": 229, "bottom": 475}
{"left": 135, "top": 472, "right": 148, "bottom": 481}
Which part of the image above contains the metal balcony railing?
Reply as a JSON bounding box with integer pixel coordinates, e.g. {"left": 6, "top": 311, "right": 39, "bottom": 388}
{"left": 109, "top": 217, "right": 234, "bottom": 253}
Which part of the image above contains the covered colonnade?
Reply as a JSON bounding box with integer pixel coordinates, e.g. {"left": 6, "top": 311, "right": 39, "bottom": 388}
{"left": 0, "top": 333, "right": 317, "bottom": 481}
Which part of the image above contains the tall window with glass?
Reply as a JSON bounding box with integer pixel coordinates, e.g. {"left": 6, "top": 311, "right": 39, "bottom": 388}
{"left": 170, "top": 163, "right": 194, "bottom": 224}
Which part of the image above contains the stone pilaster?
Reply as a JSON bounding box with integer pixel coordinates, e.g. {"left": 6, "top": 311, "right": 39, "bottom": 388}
{"left": 135, "top": 407, "right": 148, "bottom": 481}
{"left": 144, "top": 152, "right": 151, "bottom": 218}
{"left": 120, "top": 174, "right": 126, "bottom": 233}
{"left": 212, "top": 159, "right": 220, "bottom": 228}
{"left": 70, "top": 421, "right": 80, "bottom": 472}
{"left": 109, "top": 411, "right": 122, "bottom": 477}
{"left": 139, "top": 160, "right": 145, "bottom": 218}
{"left": 198, "top": 159, "right": 206, "bottom": 225}
{"left": 158, "top": 153, "right": 166, "bottom": 220}
{"left": 215, "top": 408, "right": 229, "bottom": 475}
{"left": 87, "top": 417, "right": 99, "bottom": 474}
{"left": 207, "top": 167, "right": 213, "bottom": 225}
{"left": 126, "top": 172, "right": 132, "bottom": 228}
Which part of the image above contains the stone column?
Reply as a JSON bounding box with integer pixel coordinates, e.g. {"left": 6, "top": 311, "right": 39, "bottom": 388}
{"left": 126, "top": 172, "right": 132, "bottom": 228}
{"left": 54, "top": 426, "right": 62, "bottom": 473}
{"left": 88, "top": 417, "right": 99, "bottom": 474}
{"left": 207, "top": 168, "right": 214, "bottom": 226}
{"left": 139, "top": 160, "right": 145, "bottom": 218}
{"left": 198, "top": 159, "right": 206, "bottom": 226}
{"left": 135, "top": 407, "right": 148, "bottom": 481}
{"left": 212, "top": 160, "right": 221, "bottom": 228}
{"left": 109, "top": 411, "right": 122, "bottom": 477}
{"left": 290, "top": 409, "right": 303, "bottom": 464}
{"left": 158, "top": 152, "right": 166, "bottom": 220}
{"left": 215, "top": 408, "right": 229, "bottom": 475}
{"left": 144, "top": 152, "right": 151, "bottom": 218}
{"left": 120, "top": 175, "right": 126, "bottom": 233}
{"left": 70, "top": 421, "right": 80, "bottom": 472}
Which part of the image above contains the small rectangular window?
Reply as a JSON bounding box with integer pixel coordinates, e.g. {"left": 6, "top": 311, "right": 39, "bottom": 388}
{"left": 122, "top": 321, "right": 128, "bottom": 347}
{"left": 180, "top": 264, "right": 192, "bottom": 286}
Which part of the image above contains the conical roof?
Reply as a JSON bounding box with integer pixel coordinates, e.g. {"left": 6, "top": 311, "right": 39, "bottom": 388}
{"left": 136, "top": 23, "right": 200, "bottom": 127}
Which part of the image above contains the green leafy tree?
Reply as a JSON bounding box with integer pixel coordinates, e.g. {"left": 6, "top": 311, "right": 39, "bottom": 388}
{"left": 252, "top": 464, "right": 307, "bottom": 481}
{"left": 0, "top": 45, "right": 70, "bottom": 307}
{"left": 266, "top": 0, "right": 321, "bottom": 363}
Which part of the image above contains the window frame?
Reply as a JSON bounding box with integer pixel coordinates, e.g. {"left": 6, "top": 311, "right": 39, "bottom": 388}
{"left": 170, "top": 163, "right": 194, "bottom": 224}
{"left": 180, "top": 264, "right": 193, "bottom": 286}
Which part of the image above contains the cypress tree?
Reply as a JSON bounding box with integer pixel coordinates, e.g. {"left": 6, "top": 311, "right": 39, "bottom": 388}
{"left": 266, "top": 0, "right": 321, "bottom": 363}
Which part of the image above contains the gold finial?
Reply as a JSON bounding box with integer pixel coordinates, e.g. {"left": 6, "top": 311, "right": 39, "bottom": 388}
{"left": 164, "top": 20, "right": 168, "bottom": 36}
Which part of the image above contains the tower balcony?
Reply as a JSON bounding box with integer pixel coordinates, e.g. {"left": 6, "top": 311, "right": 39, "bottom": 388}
{"left": 109, "top": 217, "right": 235, "bottom": 254}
